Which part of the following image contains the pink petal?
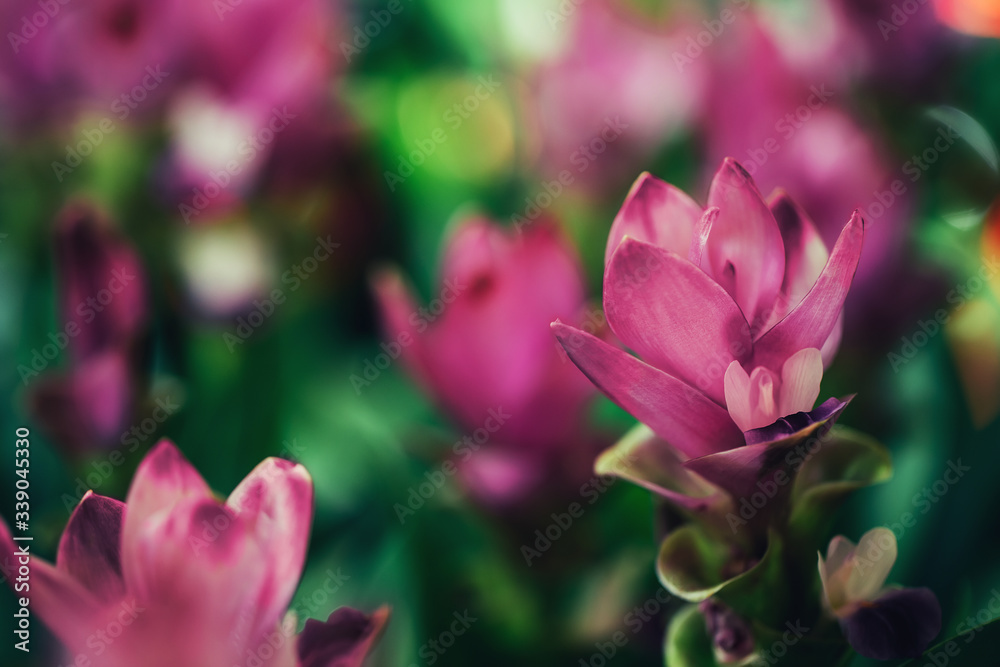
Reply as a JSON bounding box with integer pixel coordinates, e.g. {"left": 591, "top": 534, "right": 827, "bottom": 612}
{"left": 687, "top": 206, "right": 718, "bottom": 267}
{"left": 763, "top": 191, "right": 830, "bottom": 336}
{"left": 753, "top": 210, "right": 864, "bottom": 371}
{"left": 227, "top": 457, "right": 314, "bottom": 637}
{"left": 820, "top": 314, "right": 844, "bottom": 368}
{"left": 57, "top": 491, "right": 126, "bottom": 604}
{"left": 748, "top": 367, "right": 777, "bottom": 426}
{"left": 778, "top": 348, "right": 823, "bottom": 416}
{"left": 723, "top": 362, "right": 754, "bottom": 433}
{"left": 605, "top": 172, "right": 703, "bottom": 265}
{"left": 125, "top": 497, "right": 270, "bottom": 665}
{"left": 297, "top": 605, "right": 390, "bottom": 667}
{"left": 0, "top": 518, "right": 104, "bottom": 650}
{"left": 552, "top": 322, "right": 742, "bottom": 458}
{"left": 704, "top": 159, "right": 786, "bottom": 330}
{"left": 121, "top": 440, "right": 212, "bottom": 594}
{"left": 370, "top": 268, "right": 431, "bottom": 388}
{"left": 604, "top": 238, "right": 751, "bottom": 404}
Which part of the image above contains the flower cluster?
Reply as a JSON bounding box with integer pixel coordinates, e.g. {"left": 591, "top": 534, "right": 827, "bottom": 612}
{"left": 552, "top": 160, "right": 941, "bottom": 662}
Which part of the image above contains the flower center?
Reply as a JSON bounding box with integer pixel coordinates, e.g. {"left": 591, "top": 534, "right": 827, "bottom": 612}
{"left": 723, "top": 348, "right": 823, "bottom": 432}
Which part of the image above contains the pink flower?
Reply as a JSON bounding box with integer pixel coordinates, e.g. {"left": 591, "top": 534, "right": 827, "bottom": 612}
{"left": 31, "top": 0, "right": 186, "bottom": 104}
{"left": 163, "top": 0, "right": 335, "bottom": 207}
{"left": 373, "top": 218, "right": 598, "bottom": 503}
{"left": 0, "top": 441, "right": 387, "bottom": 667}
{"left": 527, "top": 0, "right": 707, "bottom": 187}
{"left": 27, "top": 204, "right": 148, "bottom": 454}
{"left": 553, "top": 160, "right": 863, "bottom": 495}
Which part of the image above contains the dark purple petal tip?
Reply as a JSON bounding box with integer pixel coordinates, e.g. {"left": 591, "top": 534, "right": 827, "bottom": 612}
{"left": 744, "top": 396, "right": 851, "bottom": 447}
{"left": 840, "top": 587, "right": 942, "bottom": 660}
{"left": 298, "top": 605, "right": 389, "bottom": 667}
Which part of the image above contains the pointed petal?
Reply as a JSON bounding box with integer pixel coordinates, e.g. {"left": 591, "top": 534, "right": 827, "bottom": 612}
{"left": 605, "top": 172, "right": 703, "bottom": 266}
{"left": 705, "top": 159, "right": 786, "bottom": 329}
{"left": 594, "top": 424, "right": 730, "bottom": 514}
{"left": 754, "top": 211, "right": 864, "bottom": 370}
{"left": 604, "top": 238, "right": 751, "bottom": 404}
{"left": 57, "top": 491, "right": 126, "bottom": 604}
{"left": 840, "top": 588, "right": 941, "bottom": 660}
{"left": 847, "top": 528, "right": 898, "bottom": 603}
{"left": 778, "top": 348, "right": 823, "bottom": 416}
{"left": 767, "top": 191, "right": 829, "bottom": 331}
{"left": 0, "top": 518, "right": 104, "bottom": 649}
{"left": 122, "top": 440, "right": 212, "bottom": 594}
{"left": 552, "top": 322, "right": 742, "bottom": 458}
{"left": 370, "top": 267, "right": 432, "bottom": 387}
{"left": 227, "top": 457, "right": 314, "bottom": 635}
{"left": 297, "top": 606, "right": 390, "bottom": 667}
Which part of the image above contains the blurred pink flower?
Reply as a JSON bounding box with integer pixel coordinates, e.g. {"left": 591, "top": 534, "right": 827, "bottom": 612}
{"left": 934, "top": 0, "right": 1000, "bottom": 36}
{"left": 527, "top": 0, "right": 707, "bottom": 186}
{"left": 0, "top": 441, "right": 387, "bottom": 667}
{"left": 0, "top": 0, "right": 186, "bottom": 124}
{"left": 27, "top": 204, "right": 149, "bottom": 454}
{"left": 373, "top": 218, "right": 598, "bottom": 503}
{"left": 49, "top": 0, "right": 187, "bottom": 102}
{"left": 163, "top": 0, "right": 336, "bottom": 208}
{"left": 553, "top": 161, "right": 862, "bottom": 494}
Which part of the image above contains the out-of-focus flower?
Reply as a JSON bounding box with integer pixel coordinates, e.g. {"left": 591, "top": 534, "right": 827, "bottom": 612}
{"left": 819, "top": 528, "right": 941, "bottom": 659}
{"left": 164, "top": 0, "right": 335, "bottom": 208}
{"left": 553, "top": 161, "right": 863, "bottom": 499}
{"left": 0, "top": 0, "right": 186, "bottom": 124}
{"left": 27, "top": 204, "right": 149, "bottom": 454}
{"left": 0, "top": 440, "right": 387, "bottom": 667}
{"left": 525, "top": 0, "right": 707, "bottom": 186}
{"left": 373, "top": 217, "right": 598, "bottom": 504}
{"left": 48, "top": 0, "right": 187, "bottom": 102}
{"left": 934, "top": 0, "right": 1000, "bottom": 37}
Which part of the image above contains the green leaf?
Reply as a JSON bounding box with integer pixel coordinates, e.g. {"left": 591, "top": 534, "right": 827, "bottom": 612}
{"left": 664, "top": 605, "right": 716, "bottom": 667}
{"left": 657, "top": 525, "right": 787, "bottom": 626}
{"left": 789, "top": 426, "right": 893, "bottom": 544}
{"left": 900, "top": 618, "right": 1000, "bottom": 666}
